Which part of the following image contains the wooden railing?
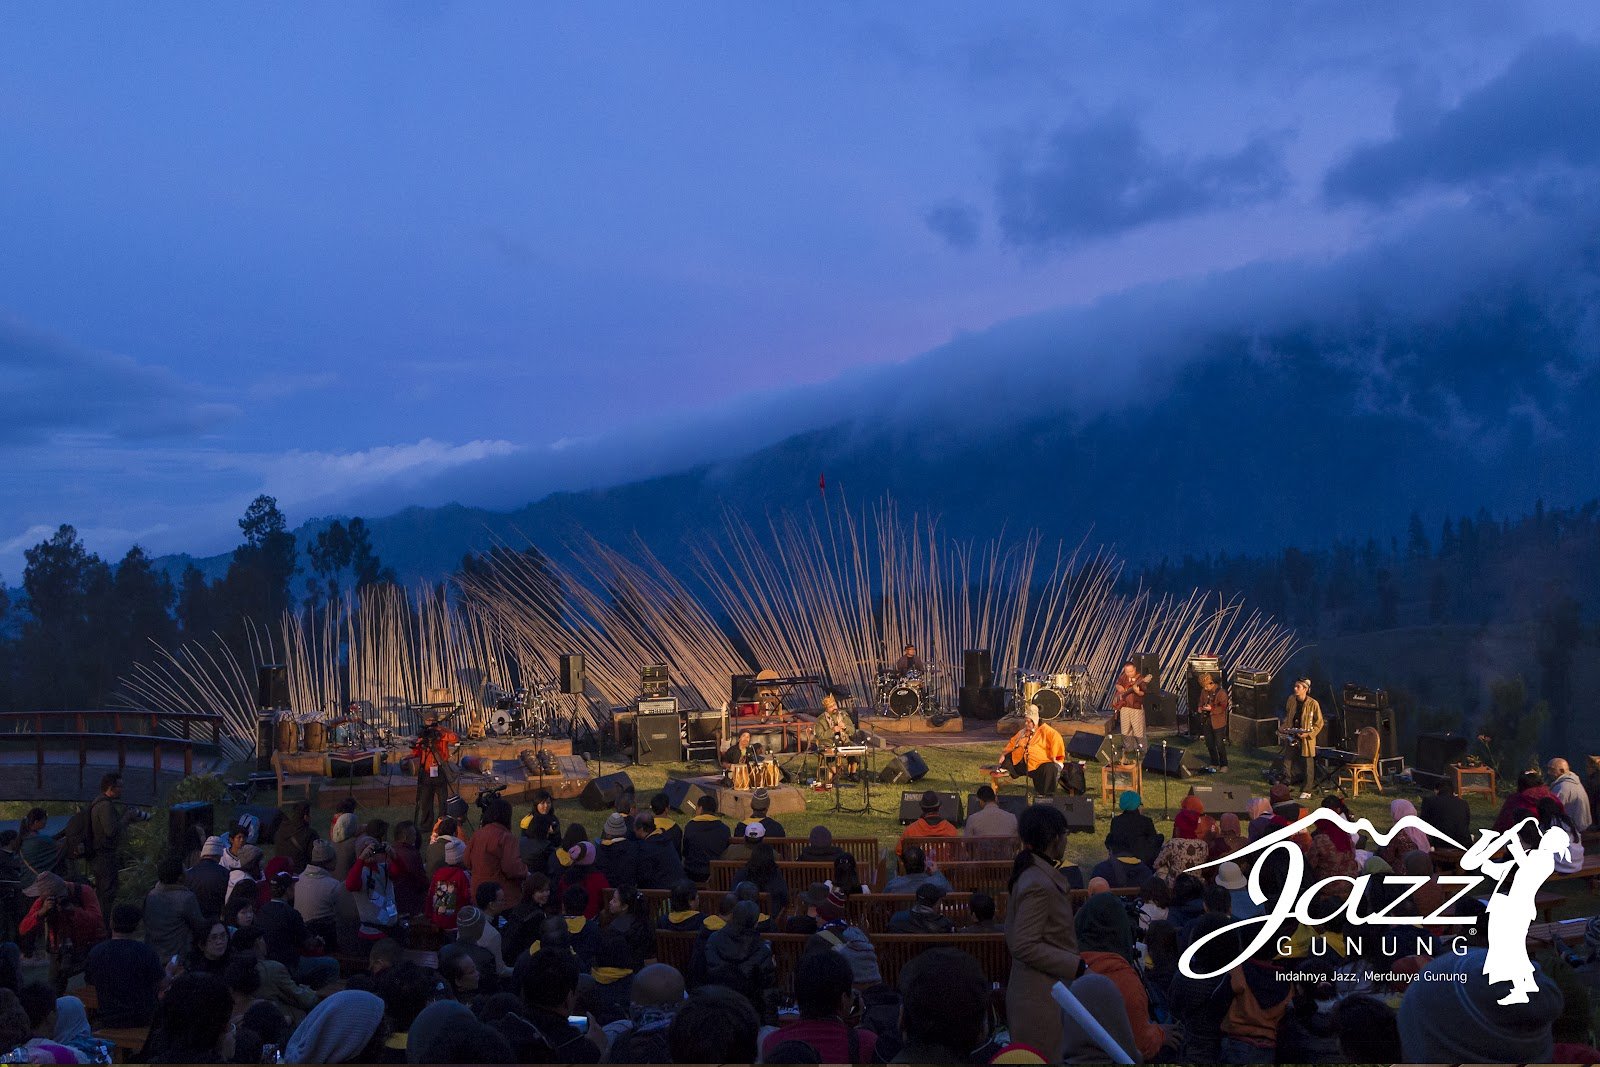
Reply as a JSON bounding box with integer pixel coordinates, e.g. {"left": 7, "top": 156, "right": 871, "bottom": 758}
{"left": 0, "top": 709, "right": 225, "bottom": 796}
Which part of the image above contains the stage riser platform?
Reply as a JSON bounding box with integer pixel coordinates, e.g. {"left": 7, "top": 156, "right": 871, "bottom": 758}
{"left": 993, "top": 715, "right": 1108, "bottom": 738}
{"left": 461, "top": 737, "right": 573, "bottom": 760}
{"left": 314, "top": 754, "right": 592, "bottom": 809}
{"left": 870, "top": 715, "right": 966, "bottom": 734}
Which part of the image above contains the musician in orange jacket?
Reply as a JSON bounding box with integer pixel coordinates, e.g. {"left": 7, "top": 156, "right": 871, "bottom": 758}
{"left": 1000, "top": 706, "right": 1066, "bottom": 795}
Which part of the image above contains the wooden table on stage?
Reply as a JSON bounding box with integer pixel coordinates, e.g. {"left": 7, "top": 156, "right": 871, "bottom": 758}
{"left": 1101, "top": 761, "right": 1142, "bottom": 805}
{"left": 1453, "top": 763, "right": 1497, "bottom": 799}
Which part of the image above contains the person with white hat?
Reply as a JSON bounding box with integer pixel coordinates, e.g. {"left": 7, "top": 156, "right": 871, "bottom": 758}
{"left": 999, "top": 705, "right": 1066, "bottom": 796}
{"left": 737, "top": 788, "right": 786, "bottom": 839}
{"left": 185, "top": 836, "right": 232, "bottom": 921}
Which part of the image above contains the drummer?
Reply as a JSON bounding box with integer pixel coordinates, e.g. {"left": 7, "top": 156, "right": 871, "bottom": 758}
{"left": 891, "top": 643, "right": 926, "bottom": 676}
{"left": 813, "top": 690, "right": 859, "bottom": 788}
{"left": 721, "top": 729, "right": 755, "bottom": 772}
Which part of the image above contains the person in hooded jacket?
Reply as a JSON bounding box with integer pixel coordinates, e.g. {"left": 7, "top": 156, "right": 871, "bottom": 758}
{"left": 680, "top": 796, "right": 732, "bottom": 884}
{"left": 632, "top": 813, "right": 685, "bottom": 890}
{"left": 519, "top": 791, "right": 562, "bottom": 873}
{"left": 466, "top": 797, "right": 528, "bottom": 908}
{"left": 887, "top": 882, "right": 955, "bottom": 933}
{"left": 701, "top": 900, "right": 775, "bottom": 1008}
{"left": 595, "top": 813, "right": 639, "bottom": 890}
{"left": 1075, "top": 889, "right": 1170, "bottom": 1061}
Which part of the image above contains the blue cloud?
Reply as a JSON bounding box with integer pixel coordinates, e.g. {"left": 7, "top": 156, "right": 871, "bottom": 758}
{"left": 1325, "top": 35, "right": 1600, "bottom": 204}
{"left": 923, "top": 198, "right": 982, "bottom": 249}
{"left": 993, "top": 112, "right": 1288, "bottom": 249}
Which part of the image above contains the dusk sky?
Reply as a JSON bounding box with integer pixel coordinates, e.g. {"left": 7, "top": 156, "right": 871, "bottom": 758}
{"left": 5, "top": 3, "right": 1600, "bottom": 576}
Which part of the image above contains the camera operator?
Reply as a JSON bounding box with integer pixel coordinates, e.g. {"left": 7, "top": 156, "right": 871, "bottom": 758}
{"left": 19, "top": 872, "right": 105, "bottom": 987}
{"left": 343, "top": 836, "right": 398, "bottom": 943}
{"left": 410, "top": 716, "right": 460, "bottom": 829}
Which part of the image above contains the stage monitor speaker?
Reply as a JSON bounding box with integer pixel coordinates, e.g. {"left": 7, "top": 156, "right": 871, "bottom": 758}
{"left": 1145, "top": 690, "right": 1179, "bottom": 729}
{"left": 1142, "top": 743, "right": 1195, "bottom": 779}
{"left": 879, "top": 750, "right": 929, "bottom": 784}
{"left": 660, "top": 777, "right": 713, "bottom": 813}
{"left": 634, "top": 713, "right": 683, "bottom": 765}
{"left": 1344, "top": 706, "right": 1400, "bottom": 762}
{"left": 963, "top": 649, "right": 993, "bottom": 690}
{"left": 898, "top": 790, "right": 961, "bottom": 826}
{"left": 580, "top": 771, "right": 636, "bottom": 811}
{"left": 559, "top": 654, "right": 585, "bottom": 695}
{"left": 1414, "top": 733, "right": 1470, "bottom": 779}
{"left": 168, "top": 801, "right": 214, "bottom": 860}
{"left": 257, "top": 665, "right": 289, "bottom": 711}
{"left": 958, "top": 686, "right": 1009, "bottom": 721}
{"left": 1228, "top": 713, "right": 1279, "bottom": 749}
{"left": 683, "top": 709, "right": 725, "bottom": 745}
{"left": 1067, "top": 730, "right": 1113, "bottom": 762}
{"left": 255, "top": 714, "right": 276, "bottom": 772}
{"left": 1131, "top": 652, "right": 1161, "bottom": 694}
{"left": 1185, "top": 785, "right": 1251, "bottom": 818}
{"left": 967, "top": 792, "right": 1029, "bottom": 822}
{"left": 1043, "top": 794, "right": 1096, "bottom": 833}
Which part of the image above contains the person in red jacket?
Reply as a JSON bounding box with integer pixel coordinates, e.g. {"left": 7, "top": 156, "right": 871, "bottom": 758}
{"left": 20, "top": 873, "right": 105, "bottom": 982}
{"left": 896, "top": 790, "right": 961, "bottom": 856}
{"left": 466, "top": 796, "right": 528, "bottom": 908}
{"left": 426, "top": 837, "right": 472, "bottom": 931}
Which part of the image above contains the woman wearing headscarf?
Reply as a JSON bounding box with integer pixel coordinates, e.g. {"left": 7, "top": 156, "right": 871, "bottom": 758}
{"left": 1059, "top": 972, "right": 1142, "bottom": 1064}
{"left": 52, "top": 995, "right": 99, "bottom": 1062}
{"left": 1377, "top": 798, "right": 1431, "bottom": 868}
{"left": 405, "top": 1000, "right": 475, "bottom": 1065}
{"left": 1308, "top": 796, "right": 1359, "bottom": 880}
{"left": 1173, "top": 795, "right": 1206, "bottom": 840}
{"left": 1210, "top": 813, "right": 1248, "bottom": 863}
{"left": 1074, "top": 892, "right": 1170, "bottom": 1061}
{"left": 1005, "top": 802, "right": 1084, "bottom": 1058}
{"left": 285, "top": 989, "right": 388, "bottom": 1064}
{"left": 1152, "top": 837, "right": 1211, "bottom": 888}
{"left": 330, "top": 813, "right": 360, "bottom": 881}
{"left": 702, "top": 900, "right": 775, "bottom": 1009}
{"left": 1245, "top": 797, "right": 1274, "bottom": 842}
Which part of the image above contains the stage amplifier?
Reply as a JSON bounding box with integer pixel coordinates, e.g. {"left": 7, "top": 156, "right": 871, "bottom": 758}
{"left": 635, "top": 713, "right": 682, "bottom": 765}
{"left": 637, "top": 697, "right": 678, "bottom": 716}
{"left": 1341, "top": 683, "right": 1389, "bottom": 710}
{"left": 641, "top": 664, "right": 670, "bottom": 699}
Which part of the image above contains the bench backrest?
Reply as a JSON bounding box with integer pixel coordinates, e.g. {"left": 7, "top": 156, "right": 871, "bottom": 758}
{"left": 708, "top": 859, "right": 862, "bottom": 895}
{"left": 765, "top": 837, "right": 882, "bottom": 869}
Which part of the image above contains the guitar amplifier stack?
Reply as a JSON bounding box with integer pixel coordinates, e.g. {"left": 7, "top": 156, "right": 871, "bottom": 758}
{"left": 1229, "top": 669, "right": 1277, "bottom": 748}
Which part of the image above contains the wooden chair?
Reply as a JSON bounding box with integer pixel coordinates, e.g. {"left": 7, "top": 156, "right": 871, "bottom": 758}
{"left": 271, "top": 750, "right": 320, "bottom": 806}
{"left": 1339, "top": 726, "right": 1382, "bottom": 796}
{"left": 919, "top": 836, "right": 1019, "bottom": 863}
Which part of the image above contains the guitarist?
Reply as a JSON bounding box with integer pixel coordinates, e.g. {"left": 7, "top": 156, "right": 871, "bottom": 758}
{"left": 1281, "top": 678, "right": 1324, "bottom": 799}
{"left": 1199, "top": 673, "right": 1230, "bottom": 773}
{"left": 1111, "top": 662, "right": 1151, "bottom": 740}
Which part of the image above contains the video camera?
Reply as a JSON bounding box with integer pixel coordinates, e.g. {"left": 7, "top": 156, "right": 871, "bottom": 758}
{"left": 475, "top": 785, "right": 506, "bottom": 813}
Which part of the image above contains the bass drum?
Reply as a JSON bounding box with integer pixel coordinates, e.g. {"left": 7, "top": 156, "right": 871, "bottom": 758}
{"left": 888, "top": 685, "right": 922, "bottom": 718}
{"left": 1030, "top": 687, "right": 1065, "bottom": 720}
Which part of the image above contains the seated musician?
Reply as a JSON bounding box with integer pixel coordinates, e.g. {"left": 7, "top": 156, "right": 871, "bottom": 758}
{"left": 722, "top": 729, "right": 754, "bottom": 771}
{"left": 1111, "top": 662, "right": 1149, "bottom": 739}
{"left": 812, "top": 691, "right": 859, "bottom": 787}
{"left": 999, "top": 706, "right": 1066, "bottom": 795}
{"left": 892, "top": 643, "right": 926, "bottom": 676}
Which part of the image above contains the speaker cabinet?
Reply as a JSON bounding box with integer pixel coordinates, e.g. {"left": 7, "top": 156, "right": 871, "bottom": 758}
{"left": 1230, "top": 673, "right": 1272, "bottom": 719}
{"left": 559, "top": 654, "right": 586, "bottom": 695}
{"left": 635, "top": 713, "right": 683, "bottom": 765}
{"left": 1145, "top": 689, "right": 1179, "bottom": 729}
{"left": 1067, "top": 731, "right": 1113, "bottom": 762}
{"left": 1229, "top": 713, "right": 1279, "bottom": 749}
{"left": 168, "top": 801, "right": 214, "bottom": 859}
{"left": 1185, "top": 785, "right": 1251, "bottom": 818}
{"left": 1131, "top": 652, "right": 1161, "bottom": 694}
{"left": 641, "top": 664, "right": 670, "bottom": 699}
{"left": 897, "top": 790, "right": 961, "bottom": 826}
{"left": 879, "top": 750, "right": 929, "bottom": 784}
{"left": 1414, "top": 733, "right": 1470, "bottom": 780}
{"left": 963, "top": 650, "right": 993, "bottom": 690}
{"left": 660, "top": 777, "right": 713, "bottom": 813}
{"left": 683, "top": 709, "right": 725, "bottom": 744}
{"left": 966, "top": 792, "right": 1029, "bottom": 822}
{"left": 257, "top": 665, "right": 289, "bottom": 711}
{"left": 1044, "top": 794, "right": 1096, "bottom": 833}
{"left": 1343, "top": 706, "right": 1400, "bottom": 762}
{"left": 958, "top": 686, "right": 1009, "bottom": 721}
{"left": 580, "top": 771, "right": 636, "bottom": 811}
{"left": 1142, "top": 743, "right": 1195, "bottom": 779}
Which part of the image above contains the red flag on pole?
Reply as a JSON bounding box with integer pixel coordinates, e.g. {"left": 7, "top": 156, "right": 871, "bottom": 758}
{"left": 818, "top": 473, "right": 826, "bottom": 493}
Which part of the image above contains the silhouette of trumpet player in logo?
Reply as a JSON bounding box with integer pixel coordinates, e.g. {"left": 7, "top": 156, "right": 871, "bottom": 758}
{"left": 1458, "top": 816, "right": 1573, "bottom": 1005}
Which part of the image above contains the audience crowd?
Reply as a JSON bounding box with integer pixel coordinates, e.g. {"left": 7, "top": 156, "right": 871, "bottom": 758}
{"left": 0, "top": 760, "right": 1594, "bottom": 1063}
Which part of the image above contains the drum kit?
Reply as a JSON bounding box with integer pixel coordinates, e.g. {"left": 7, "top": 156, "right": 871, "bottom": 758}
{"left": 1013, "top": 666, "right": 1093, "bottom": 720}
{"left": 729, "top": 758, "right": 782, "bottom": 790}
{"left": 483, "top": 682, "right": 565, "bottom": 739}
{"left": 273, "top": 701, "right": 394, "bottom": 754}
{"left": 874, "top": 665, "right": 948, "bottom": 718}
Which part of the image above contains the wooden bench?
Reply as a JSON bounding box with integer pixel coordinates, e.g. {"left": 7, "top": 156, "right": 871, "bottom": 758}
{"left": 1528, "top": 918, "right": 1591, "bottom": 949}
{"left": 916, "top": 836, "right": 1019, "bottom": 863}
{"left": 708, "top": 859, "right": 857, "bottom": 895}
{"left": 765, "top": 837, "right": 882, "bottom": 869}
{"left": 930, "top": 860, "right": 1014, "bottom": 896}
{"left": 1547, "top": 853, "right": 1600, "bottom": 882}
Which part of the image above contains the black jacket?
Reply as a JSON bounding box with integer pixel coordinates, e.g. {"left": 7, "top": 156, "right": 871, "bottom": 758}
{"left": 636, "top": 833, "right": 686, "bottom": 890}
{"left": 1105, "top": 810, "right": 1163, "bottom": 867}
{"left": 183, "top": 859, "right": 230, "bottom": 921}
{"left": 255, "top": 898, "right": 308, "bottom": 971}
{"left": 1419, "top": 792, "right": 1473, "bottom": 848}
{"left": 681, "top": 816, "right": 732, "bottom": 883}
{"left": 595, "top": 838, "right": 639, "bottom": 890}
{"left": 495, "top": 1007, "right": 601, "bottom": 1064}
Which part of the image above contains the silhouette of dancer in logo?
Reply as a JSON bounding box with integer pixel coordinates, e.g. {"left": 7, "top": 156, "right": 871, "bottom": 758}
{"left": 1459, "top": 816, "right": 1570, "bottom": 1005}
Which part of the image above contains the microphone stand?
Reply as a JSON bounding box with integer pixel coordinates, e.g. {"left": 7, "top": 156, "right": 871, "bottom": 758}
{"left": 1159, "top": 739, "right": 1170, "bottom": 821}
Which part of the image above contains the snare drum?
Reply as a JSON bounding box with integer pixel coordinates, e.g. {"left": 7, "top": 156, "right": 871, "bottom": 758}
{"left": 275, "top": 718, "right": 300, "bottom": 755}
{"left": 753, "top": 760, "right": 781, "bottom": 788}
{"left": 302, "top": 721, "right": 328, "bottom": 752}
{"left": 730, "top": 763, "right": 752, "bottom": 790}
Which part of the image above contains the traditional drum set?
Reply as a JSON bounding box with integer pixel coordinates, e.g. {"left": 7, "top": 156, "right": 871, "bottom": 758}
{"left": 728, "top": 757, "right": 783, "bottom": 790}
{"left": 272, "top": 702, "right": 399, "bottom": 755}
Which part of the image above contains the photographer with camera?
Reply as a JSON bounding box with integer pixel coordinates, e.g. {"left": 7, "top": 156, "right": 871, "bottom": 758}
{"left": 343, "top": 833, "right": 398, "bottom": 943}
{"left": 19, "top": 872, "right": 105, "bottom": 987}
{"left": 410, "top": 715, "right": 460, "bottom": 829}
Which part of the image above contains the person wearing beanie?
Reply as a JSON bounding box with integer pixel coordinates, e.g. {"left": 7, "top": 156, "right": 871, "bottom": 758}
{"left": 329, "top": 812, "right": 361, "bottom": 880}
{"left": 797, "top": 824, "right": 844, "bottom": 863}
{"left": 555, "top": 841, "right": 611, "bottom": 920}
{"left": 681, "top": 795, "right": 732, "bottom": 885}
{"left": 999, "top": 705, "right": 1067, "bottom": 795}
{"left": 285, "top": 988, "right": 388, "bottom": 1063}
{"left": 632, "top": 812, "right": 685, "bottom": 890}
{"left": 1398, "top": 948, "right": 1562, "bottom": 1063}
{"left": 896, "top": 789, "right": 960, "bottom": 856}
{"left": 186, "top": 836, "right": 232, "bottom": 921}
{"left": 596, "top": 812, "right": 639, "bottom": 889}
{"left": 466, "top": 795, "right": 528, "bottom": 908}
{"left": 737, "top": 788, "right": 786, "bottom": 839}
{"left": 1105, "top": 790, "right": 1163, "bottom": 867}
{"left": 426, "top": 836, "right": 472, "bottom": 931}
{"left": 292, "top": 840, "right": 350, "bottom": 951}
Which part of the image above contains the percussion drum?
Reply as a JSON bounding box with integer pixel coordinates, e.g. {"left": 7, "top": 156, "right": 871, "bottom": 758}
{"left": 302, "top": 721, "right": 328, "bottom": 752}
{"left": 1020, "top": 678, "right": 1044, "bottom": 707}
{"left": 887, "top": 684, "right": 922, "bottom": 717}
{"left": 1030, "top": 688, "right": 1065, "bottom": 720}
{"left": 486, "top": 709, "right": 517, "bottom": 736}
{"left": 1049, "top": 672, "right": 1081, "bottom": 689}
{"left": 460, "top": 755, "right": 494, "bottom": 775}
{"left": 275, "top": 718, "right": 300, "bottom": 755}
{"left": 752, "top": 760, "right": 781, "bottom": 788}
{"left": 730, "top": 763, "right": 752, "bottom": 790}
